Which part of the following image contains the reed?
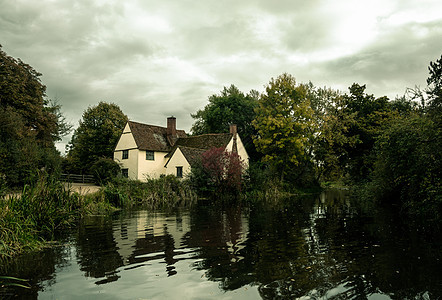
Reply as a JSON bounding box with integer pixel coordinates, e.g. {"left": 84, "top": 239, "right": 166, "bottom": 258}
{"left": 0, "top": 173, "right": 111, "bottom": 261}
{"left": 101, "top": 175, "right": 198, "bottom": 209}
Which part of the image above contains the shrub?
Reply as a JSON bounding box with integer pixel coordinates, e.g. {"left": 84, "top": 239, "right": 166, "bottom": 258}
{"left": 189, "top": 147, "right": 245, "bottom": 197}
{"left": 90, "top": 157, "right": 121, "bottom": 185}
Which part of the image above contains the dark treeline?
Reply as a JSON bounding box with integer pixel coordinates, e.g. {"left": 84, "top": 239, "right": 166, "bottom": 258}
{"left": 189, "top": 58, "right": 441, "bottom": 220}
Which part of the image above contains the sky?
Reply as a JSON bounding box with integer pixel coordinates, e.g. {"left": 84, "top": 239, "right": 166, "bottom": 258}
{"left": 1, "top": 0, "right": 442, "bottom": 153}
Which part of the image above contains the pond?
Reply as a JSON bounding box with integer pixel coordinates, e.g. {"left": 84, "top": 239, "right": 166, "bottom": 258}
{"left": 2, "top": 190, "right": 442, "bottom": 299}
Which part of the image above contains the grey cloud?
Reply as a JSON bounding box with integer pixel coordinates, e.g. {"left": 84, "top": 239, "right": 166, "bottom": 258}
{"left": 2, "top": 0, "right": 442, "bottom": 148}
{"left": 317, "top": 19, "right": 442, "bottom": 98}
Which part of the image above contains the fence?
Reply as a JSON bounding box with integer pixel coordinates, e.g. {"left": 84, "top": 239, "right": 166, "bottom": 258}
{"left": 60, "top": 174, "right": 95, "bottom": 184}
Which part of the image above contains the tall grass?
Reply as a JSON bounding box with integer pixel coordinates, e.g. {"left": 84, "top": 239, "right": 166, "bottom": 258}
{"left": 0, "top": 174, "right": 197, "bottom": 261}
{"left": 100, "top": 175, "right": 198, "bottom": 209}
{"left": 0, "top": 174, "right": 115, "bottom": 261}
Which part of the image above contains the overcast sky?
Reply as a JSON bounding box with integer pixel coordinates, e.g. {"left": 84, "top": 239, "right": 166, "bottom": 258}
{"left": 1, "top": 0, "right": 442, "bottom": 152}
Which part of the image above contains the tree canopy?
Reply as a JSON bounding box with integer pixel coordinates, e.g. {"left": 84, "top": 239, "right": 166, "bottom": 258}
{"left": 252, "top": 73, "right": 315, "bottom": 182}
{"left": 190, "top": 85, "right": 260, "bottom": 160}
{"left": 0, "top": 46, "right": 69, "bottom": 185}
{"left": 65, "top": 102, "right": 128, "bottom": 174}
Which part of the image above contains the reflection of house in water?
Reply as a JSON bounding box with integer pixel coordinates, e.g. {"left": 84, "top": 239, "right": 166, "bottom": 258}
{"left": 112, "top": 211, "right": 192, "bottom": 276}
{"left": 111, "top": 209, "right": 250, "bottom": 277}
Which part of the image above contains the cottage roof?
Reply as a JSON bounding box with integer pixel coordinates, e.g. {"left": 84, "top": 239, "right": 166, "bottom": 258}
{"left": 178, "top": 146, "right": 206, "bottom": 167}
{"left": 164, "top": 133, "right": 232, "bottom": 157}
{"left": 175, "top": 133, "right": 232, "bottom": 149}
{"left": 128, "top": 121, "right": 187, "bottom": 151}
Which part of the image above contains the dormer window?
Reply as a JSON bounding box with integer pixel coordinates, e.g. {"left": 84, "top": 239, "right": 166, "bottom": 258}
{"left": 146, "top": 150, "right": 154, "bottom": 160}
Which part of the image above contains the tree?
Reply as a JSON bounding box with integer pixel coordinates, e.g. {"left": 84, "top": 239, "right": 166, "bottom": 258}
{"left": 312, "top": 90, "right": 359, "bottom": 181}
{"left": 191, "top": 85, "right": 260, "bottom": 160}
{"left": 252, "top": 73, "right": 315, "bottom": 182}
{"left": 339, "top": 84, "right": 391, "bottom": 180}
{"left": 371, "top": 113, "right": 441, "bottom": 218}
{"left": 66, "top": 102, "right": 128, "bottom": 174}
{"left": 189, "top": 147, "right": 245, "bottom": 196}
{"left": 426, "top": 54, "right": 442, "bottom": 121}
{"left": 0, "top": 46, "right": 69, "bottom": 185}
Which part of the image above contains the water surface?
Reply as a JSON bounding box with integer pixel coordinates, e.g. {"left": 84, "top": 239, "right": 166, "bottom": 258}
{"left": 2, "top": 191, "right": 442, "bottom": 299}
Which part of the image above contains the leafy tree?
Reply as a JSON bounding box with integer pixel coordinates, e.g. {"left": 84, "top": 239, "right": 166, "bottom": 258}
{"left": 66, "top": 102, "right": 128, "bottom": 174}
{"left": 252, "top": 73, "right": 315, "bottom": 182}
{"left": 191, "top": 85, "right": 260, "bottom": 160}
{"left": 339, "top": 84, "right": 391, "bottom": 180}
{"left": 0, "top": 46, "right": 69, "bottom": 185}
{"left": 189, "top": 147, "right": 245, "bottom": 196}
{"left": 426, "top": 54, "right": 442, "bottom": 121}
{"left": 371, "top": 113, "right": 441, "bottom": 218}
{"left": 312, "top": 91, "right": 359, "bottom": 181}
{"left": 90, "top": 157, "right": 121, "bottom": 185}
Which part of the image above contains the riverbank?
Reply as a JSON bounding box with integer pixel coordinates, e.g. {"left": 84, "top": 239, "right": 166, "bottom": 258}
{"left": 0, "top": 175, "right": 197, "bottom": 261}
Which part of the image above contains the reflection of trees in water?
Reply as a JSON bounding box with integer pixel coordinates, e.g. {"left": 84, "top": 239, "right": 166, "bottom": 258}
{"left": 0, "top": 235, "right": 72, "bottom": 298}
{"left": 75, "top": 216, "right": 124, "bottom": 284}
{"left": 187, "top": 192, "right": 442, "bottom": 299}
{"left": 25, "top": 192, "right": 442, "bottom": 298}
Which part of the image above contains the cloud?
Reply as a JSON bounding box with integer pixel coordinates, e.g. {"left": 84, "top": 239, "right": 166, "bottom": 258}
{"left": 1, "top": 0, "right": 442, "bottom": 153}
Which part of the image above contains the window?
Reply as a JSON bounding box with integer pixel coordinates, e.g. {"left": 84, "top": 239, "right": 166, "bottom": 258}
{"left": 176, "top": 166, "right": 183, "bottom": 178}
{"left": 122, "top": 168, "right": 128, "bottom": 178}
{"left": 122, "top": 150, "right": 129, "bottom": 159}
{"left": 146, "top": 150, "right": 154, "bottom": 160}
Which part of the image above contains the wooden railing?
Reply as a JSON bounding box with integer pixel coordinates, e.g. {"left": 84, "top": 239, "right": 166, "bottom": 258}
{"left": 60, "top": 174, "right": 95, "bottom": 184}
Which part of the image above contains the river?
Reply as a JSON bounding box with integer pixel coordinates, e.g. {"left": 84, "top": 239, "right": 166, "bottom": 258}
{"left": 2, "top": 190, "right": 441, "bottom": 299}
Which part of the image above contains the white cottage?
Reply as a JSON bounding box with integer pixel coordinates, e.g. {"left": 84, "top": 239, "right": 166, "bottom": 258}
{"left": 113, "top": 117, "right": 249, "bottom": 180}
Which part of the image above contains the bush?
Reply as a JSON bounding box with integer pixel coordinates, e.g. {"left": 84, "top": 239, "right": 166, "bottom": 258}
{"left": 100, "top": 176, "right": 197, "bottom": 209}
{"left": 370, "top": 113, "right": 441, "bottom": 220}
{"left": 189, "top": 147, "right": 245, "bottom": 197}
{"left": 90, "top": 157, "right": 121, "bottom": 185}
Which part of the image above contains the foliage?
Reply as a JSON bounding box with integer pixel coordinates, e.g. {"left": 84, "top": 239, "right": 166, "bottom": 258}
{"left": 252, "top": 73, "right": 315, "bottom": 182}
{"left": 100, "top": 176, "right": 197, "bottom": 209}
{"left": 0, "top": 276, "right": 30, "bottom": 289}
{"left": 339, "top": 84, "right": 391, "bottom": 180}
{"left": 370, "top": 113, "right": 441, "bottom": 218}
{"left": 65, "top": 102, "right": 128, "bottom": 174}
{"left": 0, "top": 173, "right": 80, "bottom": 260}
{"left": 90, "top": 157, "right": 121, "bottom": 185}
{"left": 191, "top": 85, "right": 260, "bottom": 160}
{"left": 426, "top": 54, "right": 442, "bottom": 116}
{"left": 0, "top": 46, "right": 69, "bottom": 186}
{"left": 189, "top": 147, "right": 245, "bottom": 197}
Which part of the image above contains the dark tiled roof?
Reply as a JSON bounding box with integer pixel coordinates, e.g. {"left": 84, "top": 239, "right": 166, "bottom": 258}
{"left": 175, "top": 133, "right": 233, "bottom": 150}
{"left": 178, "top": 146, "right": 206, "bottom": 167}
{"left": 128, "top": 121, "right": 187, "bottom": 151}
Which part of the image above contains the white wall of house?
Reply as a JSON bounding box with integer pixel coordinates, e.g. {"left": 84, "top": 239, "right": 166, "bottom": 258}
{"left": 165, "top": 148, "right": 191, "bottom": 178}
{"left": 226, "top": 135, "right": 250, "bottom": 168}
{"left": 114, "top": 123, "right": 139, "bottom": 180}
{"left": 114, "top": 149, "right": 139, "bottom": 180}
{"left": 115, "top": 123, "right": 137, "bottom": 150}
{"left": 137, "top": 150, "right": 169, "bottom": 180}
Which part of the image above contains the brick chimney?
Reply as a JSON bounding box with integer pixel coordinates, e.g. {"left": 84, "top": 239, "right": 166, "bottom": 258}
{"left": 229, "top": 124, "right": 238, "bottom": 153}
{"left": 229, "top": 124, "right": 237, "bottom": 135}
{"left": 167, "top": 116, "right": 177, "bottom": 138}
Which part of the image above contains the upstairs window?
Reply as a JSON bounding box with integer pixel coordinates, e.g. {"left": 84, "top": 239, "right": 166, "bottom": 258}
{"left": 122, "top": 150, "right": 129, "bottom": 159}
{"left": 146, "top": 150, "right": 154, "bottom": 160}
{"left": 176, "top": 166, "right": 183, "bottom": 178}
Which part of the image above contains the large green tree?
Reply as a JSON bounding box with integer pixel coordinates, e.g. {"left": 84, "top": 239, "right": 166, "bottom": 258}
{"left": 252, "top": 73, "right": 315, "bottom": 182}
{"left": 0, "top": 46, "right": 69, "bottom": 185}
{"left": 191, "top": 85, "right": 259, "bottom": 160}
{"left": 66, "top": 102, "right": 128, "bottom": 174}
{"left": 426, "top": 54, "right": 442, "bottom": 122}
{"left": 339, "top": 84, "right": 391, "bottom": 180}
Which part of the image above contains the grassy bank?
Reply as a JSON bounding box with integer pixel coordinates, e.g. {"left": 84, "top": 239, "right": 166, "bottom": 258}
{"left": 0, "top": 174, "right": 197, "bottom": 261}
